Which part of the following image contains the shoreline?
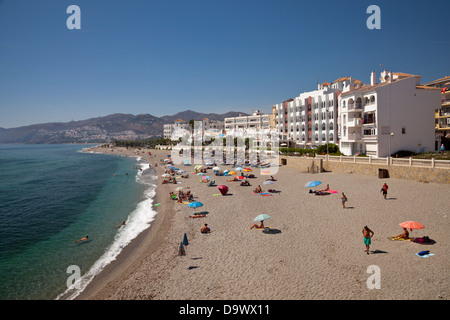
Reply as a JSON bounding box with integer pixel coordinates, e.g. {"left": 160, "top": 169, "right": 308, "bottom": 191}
{"left": 73, "top": 146, "right": 173, "bottom": 299}
{"left": 75, "top": 146, "right": 449, "bottom": 300}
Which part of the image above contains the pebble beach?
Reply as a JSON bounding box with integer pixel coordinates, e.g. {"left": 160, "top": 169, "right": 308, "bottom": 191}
{"left": 77, "top": 146, "right": 449, "bottom": 300}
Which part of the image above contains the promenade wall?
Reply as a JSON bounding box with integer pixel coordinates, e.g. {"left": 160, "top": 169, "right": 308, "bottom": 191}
{"left": 279, "top": 156, "right": 450, "bottom": 184}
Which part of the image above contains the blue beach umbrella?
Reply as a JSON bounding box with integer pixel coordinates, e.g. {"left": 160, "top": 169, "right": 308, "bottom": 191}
{"left": 188, "top": 201, "right": 203, "bottom": 208}
{"left": 304, "top": 181, "right": 322, "bottom": 188}
{"left": 254, "top": 214, "right": 271, "bottom": 222}
{"left": 183, "top": 233, "right": 189, "bottom": 246}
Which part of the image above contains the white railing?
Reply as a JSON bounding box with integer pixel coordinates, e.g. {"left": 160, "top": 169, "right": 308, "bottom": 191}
{"left": 315, "top": 155, "right": 450, "bottom": 169}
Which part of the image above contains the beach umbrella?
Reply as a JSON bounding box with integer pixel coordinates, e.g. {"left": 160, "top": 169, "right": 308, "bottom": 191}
{"left": 183, "top": 233, "right": 189, "bottom": 246}
{"left": 243, "top": 168, "right": 252, "bottom": 172}
{"left": 202, "top": 176, "right": 211, "bottom": 180}
{"left": 218, "top": 185, "right": 228, "bottom": 195}
{"left": 229, "top": 171, "right": 237, "bottom": 175}
{"left": 178, "top": 170, "right": 186, "bottom": 173}
{"left": 263, "top": 180, "right": 274, "bottom": 185}
{"left": 304, "top": 181, "right": 322, "bottom": 188}
{"left": 254, "top": 214, "right": 271, "bottom": 222}
{"left": 177, "top": 242, "right": 186, "bottom": 256}
{"left": 188, "top": 201, "right": 203, "bottom": 208}
{"left": 212, "top": 166, "right": 221, "bottom": 171}
{"left": 235, "top": 166, "right": 243, "bottom": 171}
{"left": 237, "top": 176, "right": 245, "bottom": 179}
{"left": 399, "top": 221, "right": 425, "bottom": 231}
{"left": 161, "top": 174, "right": 170, "bottom": 177}
{"left": 197, "top": 172, "right": 206, "bottom": 176}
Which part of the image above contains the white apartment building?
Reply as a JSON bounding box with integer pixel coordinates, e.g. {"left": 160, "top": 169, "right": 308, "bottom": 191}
{"left": 274, "top": 77, "right": 363, "bottom": 148}
{"left": 338, "top": 70, "right": 441, "bottom": 157}
{"left": 163, "top": 119, "right": 190, "bottom": 140}
{"left": 224, "top": 110, "right": 271, "bottom": 137}
{"left": 164, "top": 118, "right": 224, "bottom": 140}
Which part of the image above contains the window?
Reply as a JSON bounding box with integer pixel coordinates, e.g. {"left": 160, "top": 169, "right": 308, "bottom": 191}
{"left": 402, "top": 127, "right": 406, "bottom": 134}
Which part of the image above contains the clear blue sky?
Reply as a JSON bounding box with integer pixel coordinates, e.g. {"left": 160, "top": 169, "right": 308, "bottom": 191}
{"left": 0, "top": 0, "right": 449, "bottom": 128}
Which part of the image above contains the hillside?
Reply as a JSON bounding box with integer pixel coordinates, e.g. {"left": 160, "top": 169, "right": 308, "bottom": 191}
{"left": 0, "top": 110, "right": 248, "bottom": 144}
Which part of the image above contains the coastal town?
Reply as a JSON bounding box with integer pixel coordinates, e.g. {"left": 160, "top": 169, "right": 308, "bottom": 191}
{"left": 164, "top": 70, "right": 450, "bottom": 157}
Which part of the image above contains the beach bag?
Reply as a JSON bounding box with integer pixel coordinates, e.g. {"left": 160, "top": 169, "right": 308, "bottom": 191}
{"left": 418, "top": 250, "right": 430, "bottom": 256}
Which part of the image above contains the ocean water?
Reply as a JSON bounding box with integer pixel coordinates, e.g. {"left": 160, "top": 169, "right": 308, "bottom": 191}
{"left": 0, "top": 144, "right": 158, "bottom": 300}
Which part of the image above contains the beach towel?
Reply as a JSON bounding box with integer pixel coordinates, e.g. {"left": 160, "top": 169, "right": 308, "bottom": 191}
{"left": 251, "top": 226, "right": 270, "bottom": 230}
{"left": 387, "top": 237, "right": 411, "bottom": 241}
{"left": 189, "top": 214, "right": 206, "bottom": 218}
{"left": 328, "top": 190, "right": 338, "bottom": 193}
{"left": 154, "top": 203, "right": 161, "bottom": 206}
{"left": 415, "top": 252, "right": 434, "bottom": 258}
{"left": 259, "top": 193, "right": 272, "bottom": 196}
{"left": 212, "top": 194, "right": 222, "bottom": 196}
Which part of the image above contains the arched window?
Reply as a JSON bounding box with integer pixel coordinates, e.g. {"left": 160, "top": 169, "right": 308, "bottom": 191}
{"left": 342, "top": 100, "right": 346, "bottom": 108}
{"left": 329, "top": 122, "right": 334, "bottom": 130}
{"left": 315, "top": 133, "right": 318, "bottom": 141}
{"left": 370, "top": 95, "right": 375, "bottom": 103}
{"left": 322, "top": 133, "right": 326, "bottom": 141}
{"left": 356, "top": 97, "right": 362, "bottom": 108}
{"left": 348, "top": 99, "right": 354, "bottom": 108}
{"left": 315, "top": 123, "right": 319, "bottom": 131}
{"left": 322, "top": 122, "right": 326, "bottom": 130}
{"left": 329, "top": 133, "right": 334, "bottom": 141}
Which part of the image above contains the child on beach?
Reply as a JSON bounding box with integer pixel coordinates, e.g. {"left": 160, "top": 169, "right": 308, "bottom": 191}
{"left": 340, "top": 193, "right": 348, "bottom": 208}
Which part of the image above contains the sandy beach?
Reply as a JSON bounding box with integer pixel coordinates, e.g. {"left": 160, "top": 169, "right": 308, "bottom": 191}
{"left": 76, "top": 146, "right": 449, "bottom": 300}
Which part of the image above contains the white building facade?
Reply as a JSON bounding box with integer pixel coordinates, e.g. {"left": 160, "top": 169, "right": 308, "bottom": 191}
{"left": 338, "top": 70, "right": 441, "bottom": 157}
{"left": 224, "top": 110, "right": 271, "bottom": 137}
{"left": 274, "top": 77, "right": 363, "bottom": 148}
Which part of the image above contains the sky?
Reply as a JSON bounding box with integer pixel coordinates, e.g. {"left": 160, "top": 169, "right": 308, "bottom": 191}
{"left": 0, "top": 0, "right": 449, "bottom": 128}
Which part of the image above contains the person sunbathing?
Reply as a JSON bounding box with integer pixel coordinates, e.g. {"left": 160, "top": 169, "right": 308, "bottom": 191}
{"left": 250, "top": 221, "right": 265, "bottom": 229}
{"left": 392, "top": 228, "right": 410, "bottom": 240}
{"left": 254, "top": 185, "right": 262, "bottom": 193}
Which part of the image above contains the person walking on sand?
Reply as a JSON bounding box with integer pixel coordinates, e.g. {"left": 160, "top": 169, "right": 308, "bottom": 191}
{"left": 340, "top": 192, "right": 348, "bottom": 208}
{"left": 380, "top": 183, "right": 388, "bottom": 199}
{"left": 362, "top": 226, "right": 374, "bottom": 255}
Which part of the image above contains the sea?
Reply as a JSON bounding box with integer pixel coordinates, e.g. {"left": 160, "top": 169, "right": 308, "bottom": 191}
{"left": 0, "top": 144, "right": 158, "bottom": 300}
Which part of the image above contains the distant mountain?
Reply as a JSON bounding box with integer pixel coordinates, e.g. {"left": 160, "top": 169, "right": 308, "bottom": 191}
{"left": 0, "top": 110, "right": 248, "bottom": 144}
{"left": 160, "top": 110, "right": 248, "bottom": 123}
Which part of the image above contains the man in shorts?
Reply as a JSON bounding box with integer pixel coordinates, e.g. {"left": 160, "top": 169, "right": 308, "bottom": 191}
{"left": 362, "top": 226, "right": 374, "bottom": 255}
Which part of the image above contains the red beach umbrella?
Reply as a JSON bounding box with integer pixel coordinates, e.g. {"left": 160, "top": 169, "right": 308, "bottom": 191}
{"left": 399, "top": 221, "right": 425, "bottom": 231}
{"left": 217, "top": 185, "right": 228, "bottom": 195}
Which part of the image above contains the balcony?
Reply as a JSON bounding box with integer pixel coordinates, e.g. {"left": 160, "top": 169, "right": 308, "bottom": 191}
{"left": 347, "top": 118, "right": 362, "bottom": 127}
{"left": 347, "top": 103, "right": 363, "bottom": 111}
{"left": 363, "top": 134, "right": 378, "bottom": 141}
{"left": 344, "top": 133, "right": 363, "bottom": 141}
